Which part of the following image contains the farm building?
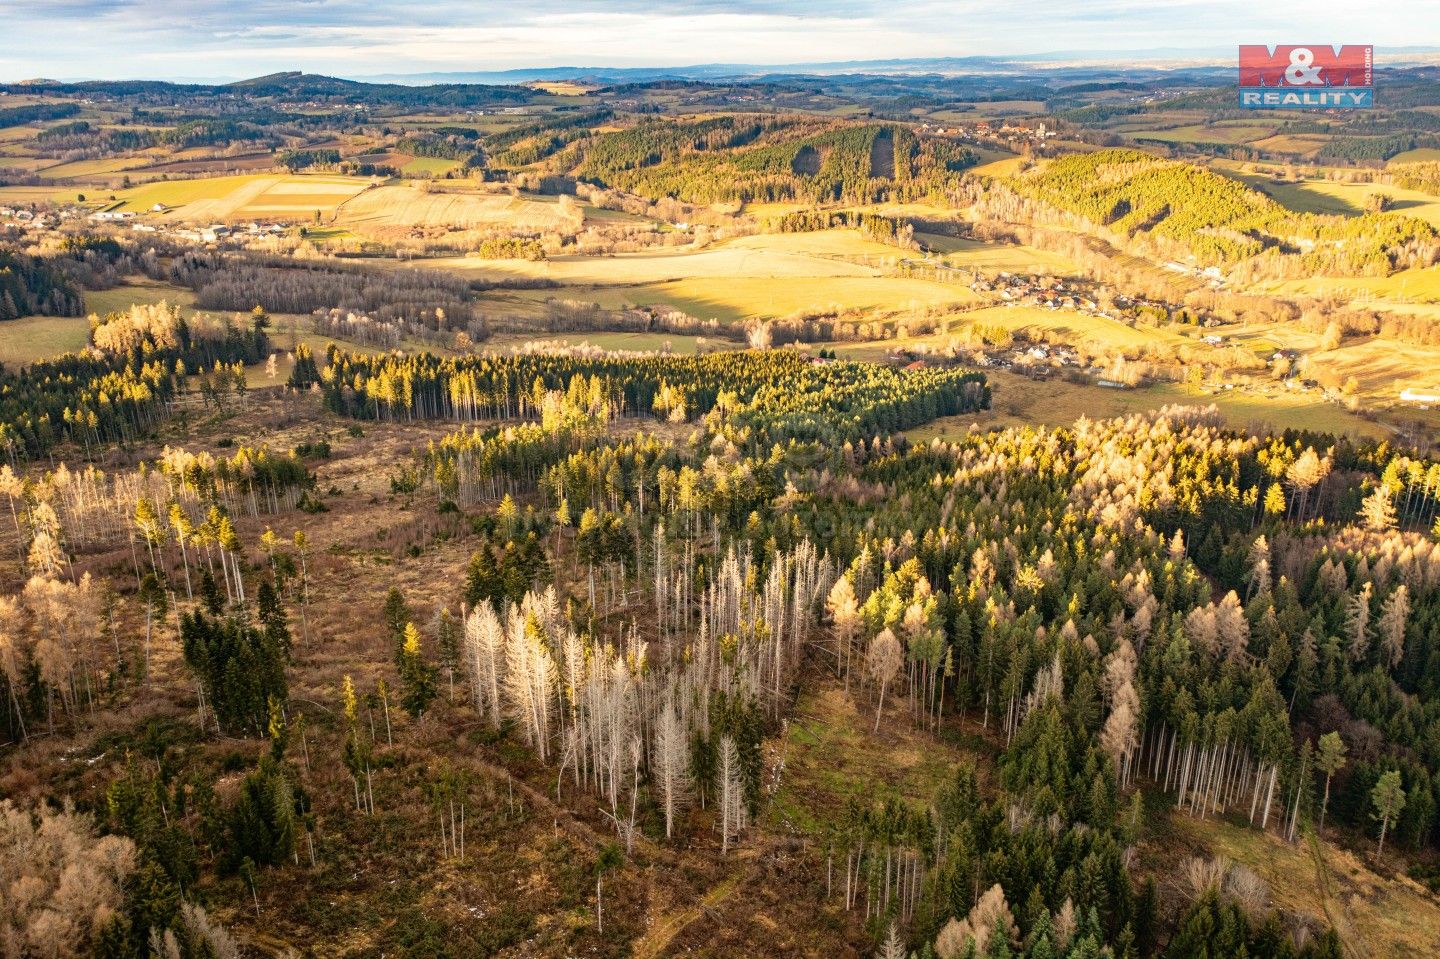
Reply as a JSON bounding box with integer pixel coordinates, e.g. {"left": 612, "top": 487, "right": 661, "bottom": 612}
{"left": 1399, "top": 388, "right": 1440, "bottom": 405}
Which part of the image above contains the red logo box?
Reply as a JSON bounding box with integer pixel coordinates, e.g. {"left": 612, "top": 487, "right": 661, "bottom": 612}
{"left": 1238, "top": 45, "right": 1372, "bottom": 87}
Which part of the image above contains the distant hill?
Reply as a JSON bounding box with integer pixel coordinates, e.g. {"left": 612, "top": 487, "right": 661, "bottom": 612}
{"left": 0, "top": 72, "right": 541, "bottom": 108}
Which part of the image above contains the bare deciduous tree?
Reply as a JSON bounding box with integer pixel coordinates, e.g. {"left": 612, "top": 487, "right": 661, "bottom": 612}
{"left": 867, "top": 628, "right": 902, "bottom": 733}
{"left": 0, "top": 800, "right": 135, "bottom": 959}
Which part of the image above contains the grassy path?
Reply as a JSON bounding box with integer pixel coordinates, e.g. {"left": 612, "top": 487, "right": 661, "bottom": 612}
{"left": 631, "top": 855, "right": 756, "bottom": 959}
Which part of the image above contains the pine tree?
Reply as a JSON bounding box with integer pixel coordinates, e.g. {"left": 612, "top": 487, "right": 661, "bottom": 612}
{"left": 827, "top": 574, "right": 860, "bottom": 683}
{"left": 384, "top": 587, "right": 410, "bottom": 665}
{"left": 880, "top": 923, "right": 907, "bottom": 959}
{"left": 1359, "top": 486, "right": 1397, "bottom": 532}
{"left": 594, "top": 842, "right": 623, "bottom": 935}
{"left": 718, "top": 734, "right": 746, "bottom": 853}
{"left": 398, "top": 622, "right": 437, "bottom": 719}
{"left": 340, "top": 675, "right": 370, "bottom": 812}
{"left": 1372, "top": 770, "right": 1406, "bottom": 857}
{"left": 436, "top": 608, "right": 460, "bottom": 703}
{"left": 1346, "top": 583, "right": 1373, "bottom": 662}
{"left": 653, "top": 698, "right": 690, "bottom": 838}
{"left": 1378, "top": 585, "right": 1410, "bottom": 670}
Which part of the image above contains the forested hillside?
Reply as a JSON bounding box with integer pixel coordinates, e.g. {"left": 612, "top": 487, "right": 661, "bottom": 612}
{"left": 573, "top": 116, "right": 976, "bottom": 204}
{"left": 1006, "top": 149, "right": 1440, "bottom": 274}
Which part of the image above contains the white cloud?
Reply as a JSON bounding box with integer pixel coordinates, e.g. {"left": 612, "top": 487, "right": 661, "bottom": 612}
{"left": 0, "top": 0, "right": 1435, "bottom": 79}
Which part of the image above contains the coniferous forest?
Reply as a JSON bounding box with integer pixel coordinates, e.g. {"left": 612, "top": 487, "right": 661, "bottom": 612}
{"left": 1, "top": 334, "right": 1438, "bottom": 958}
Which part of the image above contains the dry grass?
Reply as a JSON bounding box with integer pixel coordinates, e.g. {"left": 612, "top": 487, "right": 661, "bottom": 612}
{"left": 36, "top": 155, "right": 153, "bottom": 180}
{"left": 512, "top": 275, "right": 976, "bottom": 325}
{"left": 1253, "top": 266, "right": 1440, "bottom": 306}
{"left": 431, "top": 231, "right": 892, "bottom": 285}
{"left": 439, "top": 230, "right": 980, "bottom": 323}
{"left": 1167, "top": 815, "right": 1440, "bottom": 959}
{"left": 337, "top": 185, "right": 574, "bottom": 236}
{"left": 968, "top": 156, "right": 1025, "bottom": 179}
{"left": 484, "top": 331, "right": 720, "bottom": 355}
{"left": 1258, "top": 179, "right": 1440, "bottom": 227}
{"left": 765, "top": 679, "right": 979, "bottom": 838}
{"left": 0, "top": 389, "right": 865, "bottom": 957}
{"left": 0, "top": 315, "right": 91, "bottom": 367}
{"left": 921, "top": 236, "right": 1082, "bottom": 274}
{"left": 939, "top": 304, "right": 1183, "bottom": 351}
{"left": 4, "top": 281, "right": 198, "bottom": 367}
{"left": 112, "top": 174, "right": 370, "bottom": 221}
{"left": 1137, "top": 123, "right": 1276, "bottom": 146}
{"left": 1390, "top": 148, "right": 1440, "bottom": 165}
{"left": 901, "top": 369, "right": 1389, "bottom": 441}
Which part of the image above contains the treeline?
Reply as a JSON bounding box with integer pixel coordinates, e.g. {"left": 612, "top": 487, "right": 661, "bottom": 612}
{"left": 0, "top": 101, "right": 80, "bottom": 129}
{"left": 278, "top": 148, "right": 341, "bottom": 171}
{"left": 0, "top": 303, "right": 269, "bottom": 457}
{"left": 1319, "top": 135, "right": 1440, "bottom": 163}
{"left": 3, "top": 73, "right": 536, "bottom": 109}
{"left": 778, "top": 409, "right": 1440, "bottom": 956}
{"left": 774, "top": 209, "right": 917, "bottom": 248}
{"left": 158, "top": 253, "right": 482, "bottom": 331}
{"left": 33, "top": 117, "right": 279, "bottom": 157}
{"left": 475, "top": 236, "right": 545, "bottom": 260}
{"left": 1009, "top": 148, "right": 1286, "bottom": 262}
{"left": 0, "top": 250, "right": 87, "bottom": 320}
{"left": 395, "top": 133, "right": 483, "bottom": 167}
{"left": 488, "top": 109, "right": 613, "bottom": 152}
{"left": 1391, "top": 161, "right": 1440, "bottom": 196}
{"left": 313, "top": 347, "right": 989, "bottom": 446}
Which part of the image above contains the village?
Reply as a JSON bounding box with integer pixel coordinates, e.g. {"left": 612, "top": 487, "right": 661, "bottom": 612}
{"left": 1, "top": 201, "right": 291, "bottom": 246}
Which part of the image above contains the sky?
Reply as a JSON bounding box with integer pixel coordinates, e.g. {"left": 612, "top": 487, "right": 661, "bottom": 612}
{"left": 2, "top": 0, "right": 1438, "bottom": 82}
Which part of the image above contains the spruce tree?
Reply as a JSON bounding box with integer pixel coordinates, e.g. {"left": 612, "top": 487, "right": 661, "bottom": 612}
{"left": 399, "top": 622, "right": 437, "bottom": 719}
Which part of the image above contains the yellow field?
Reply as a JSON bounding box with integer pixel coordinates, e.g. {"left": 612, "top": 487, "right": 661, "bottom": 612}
{"left": 1137, "top": 123, "right": 1275, "bottom": 145}
{"left": 439, "top": 230, "right": 911, "bottom": 281}
{"left": 0, "top": 127, "right": 40, "bottom": 143}
{"left": 741, "top": 201, "right": 813, "bottom": 218}
{"left": 1309, "top": 335, "right": 1440, "bottom": 398}
{"left": 970, "top": 156, "right": 1025, "bottom": 178}
{"left": 1254, "top": 178, "right": 1440, "bottom": 226}
{"left": 0, "top": 316, "right": 91, "bottom": 367}
{"left": 1231, "top": 135, "right": 1322, "bottom": 157}
{"left": 82, "top": 282, "right": 196, "bottom": 319}
{"left": 512, "top": 275, "right": 977, "bottom": 324}
{"left": 338, "top": 185, "right": 575, "bottom": 234}
{"left": 0, "top": 184, "right": 75, "bottom": 204}
{"left": 903, "top": 369, "right": 1388, "bottom": 441}
{"left": 944, "top": 304, "right": 1181, "bottom": 350}
{"left": 1389, "top": 148, "right": 1440, "bottom": 165}
{"left": 523, "top": 81, "right": 595, "bottom": 96}
{"left": 37, "top": 156, "right": 153, "bottom": 180}
{"left": 427, "top": 231, "right": 980, "bottom": 323}
{"left": 725, "top": 230, "right": 910, "bottom": 261}
{"left": 0, "top": 155, "right": 51, "bottom": 172}
{"left": 484, "top": 331, "right": 719, "bottom": 354}
{"left": 1255, "top": 265, "right": 1440, "bottom": 304}
{"left": 400, "top": 156, "right": 461, "bottom": 175}
{"left": 918, "top": 235, "right": 1081, "bottom": 274}
{"left": 111, "top": 174, "right": 371, "bottom": 221}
